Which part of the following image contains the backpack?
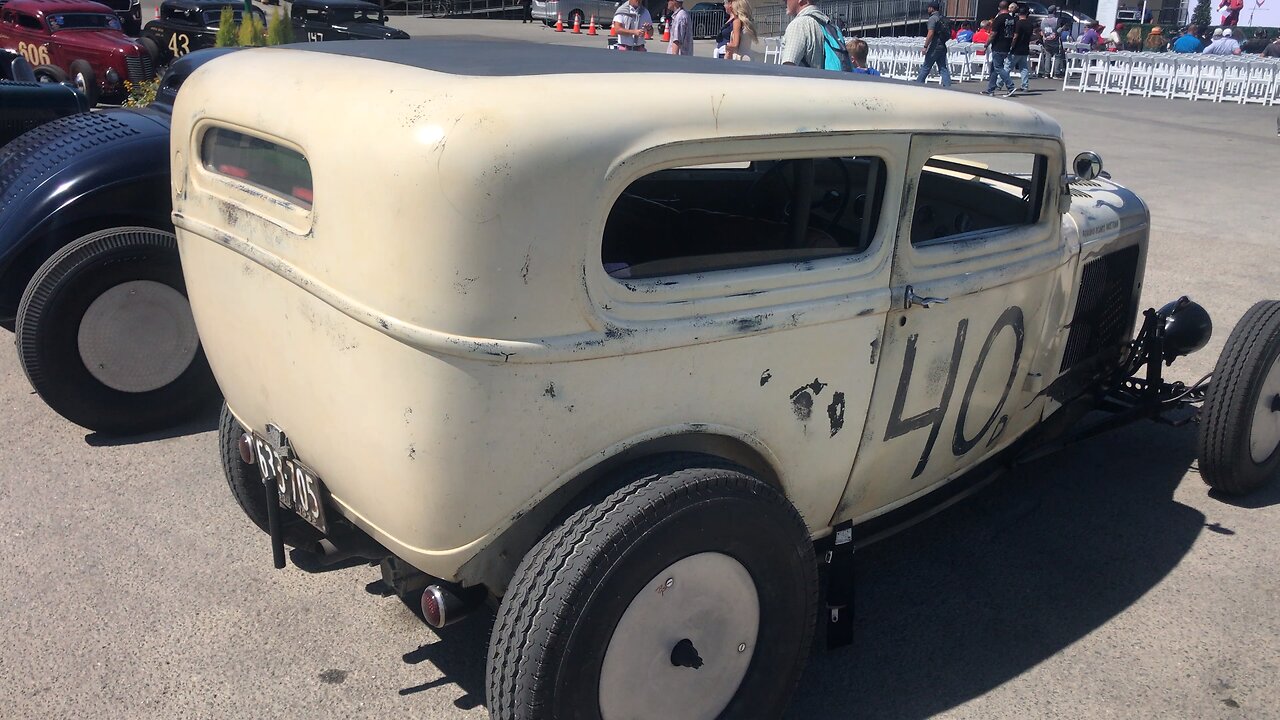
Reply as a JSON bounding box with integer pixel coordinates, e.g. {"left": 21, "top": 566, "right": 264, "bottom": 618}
{"left": 806, "top": 16, "right": 853, "bottom": 71}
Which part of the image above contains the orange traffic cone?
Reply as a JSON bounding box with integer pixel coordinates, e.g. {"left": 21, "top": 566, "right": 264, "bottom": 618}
{"left": 644, "top": 24, "right": 653, "bottom": 40}
{"left": 609, "top": 23, "right": 616, "bottom": 37}
{"left": 587, "top": 15, "right": 597, "bottom": 35}
{"left": 662, "top": 17, "right": 670, "bottom": 42}
{"left": 555, "top": 13, "right": 564, "bottom": 32}
{"left": 572, "top": 15, "right": 581, "bottom": 33}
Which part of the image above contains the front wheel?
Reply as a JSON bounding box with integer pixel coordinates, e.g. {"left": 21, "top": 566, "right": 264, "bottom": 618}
{"left": 69, "top": 60, "right": 99, "bottom": 107}
{"left": 487, "top": 459, "right": 818, "bottom": 719}
{"left": 15, "top": 227, "right": 220, "bottom": 434}
{"left": 1199, "top": 300, "right": 1280, "bottom": 495}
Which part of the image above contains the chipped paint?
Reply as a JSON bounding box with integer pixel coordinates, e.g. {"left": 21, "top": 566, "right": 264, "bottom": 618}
{"left": 759, "top": 369, "right": 772, "bottom": 387}
{"left": 789, "top": 378, "right": 828, "bottom": 421}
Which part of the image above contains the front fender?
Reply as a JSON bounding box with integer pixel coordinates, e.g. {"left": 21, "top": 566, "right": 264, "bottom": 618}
{"left": 0, "top": 108, "right": 172, "bottom": 321}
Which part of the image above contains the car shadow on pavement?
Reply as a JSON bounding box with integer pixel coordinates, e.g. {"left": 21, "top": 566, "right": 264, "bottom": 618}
{"left": 786, "top": 421, "right": 1205, "bottom": 719}
{"left": 83, "top": 402, "right": 221, "bottom": 446}
{"left": 399, "top": 609, "right": 495, "bottom": 711}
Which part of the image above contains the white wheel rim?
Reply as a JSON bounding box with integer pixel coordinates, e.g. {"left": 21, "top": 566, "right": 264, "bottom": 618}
{"left": 598, "top": 552, "right": 760, "bottom": 720}
{"left": 1249, "top": 353, "right": 1280, "bottom": 464}
{"left": 75, "top": 72, "right": 88, "bottom": 95}
{"left": 77, "top": 280, "right": 200, "bottom": 393}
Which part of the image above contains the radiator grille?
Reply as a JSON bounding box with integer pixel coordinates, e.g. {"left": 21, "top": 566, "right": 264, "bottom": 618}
{"left": 1060, "top": 244, "right": 1141, "bottom": 373}
{"left": 124, "top": 54, "right": 155, "bottom": 83}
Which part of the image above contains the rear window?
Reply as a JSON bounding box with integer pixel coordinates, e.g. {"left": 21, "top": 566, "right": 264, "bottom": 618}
{"left": 201, "top": 127, "right": 314, "bottom": 208}
{"left": 602, "top": 156, "right": 887, "bottom": 279}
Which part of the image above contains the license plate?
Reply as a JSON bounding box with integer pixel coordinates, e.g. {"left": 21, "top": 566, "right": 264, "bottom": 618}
{"left": 251, "top": 432, "right": 328, "bottom": 534}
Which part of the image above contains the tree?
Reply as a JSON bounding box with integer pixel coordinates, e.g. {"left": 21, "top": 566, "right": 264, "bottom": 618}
{"left": 215, "top": 7, "right": 238, "bottom": 47}
{"left": 266, "top": 7, "right": 293, "bottom": 46}
{"left": 237, "top": 11, "right": 265, "bottom": 47}
{"left": 1192, "top": 0, "right": 1211, "bottom": 28}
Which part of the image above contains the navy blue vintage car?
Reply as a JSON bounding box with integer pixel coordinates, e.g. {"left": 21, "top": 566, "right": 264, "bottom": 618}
{"left": 0, "top": 48, "right": 237, "bottom": 434}
{"left": 290, "top": 0, "right": 410, "bottom": 41}
{"left": 139, "top": 0, "right": 267, "bottom": 67}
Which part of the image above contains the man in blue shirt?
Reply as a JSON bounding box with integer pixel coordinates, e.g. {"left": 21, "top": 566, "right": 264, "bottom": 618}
{"left": 956, "top": 22, "right": 974, "bottom": 42}
{"left": 1172, "top": 24, "right": 1204, "bottom": 53}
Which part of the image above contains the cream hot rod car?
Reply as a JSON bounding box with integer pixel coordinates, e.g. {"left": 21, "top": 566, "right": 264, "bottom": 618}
{"left": 170, "top": 42, "right": 1280, "bottom": 719}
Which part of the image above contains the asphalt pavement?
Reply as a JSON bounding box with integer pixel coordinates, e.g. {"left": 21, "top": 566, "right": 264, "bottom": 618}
{"left": 3, "top": 13, "right": 1280, "bottom": 720}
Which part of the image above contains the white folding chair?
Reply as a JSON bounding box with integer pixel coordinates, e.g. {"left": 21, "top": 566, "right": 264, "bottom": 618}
{"left": 1082, "top": 52, "right": 1109, "bottom": 92}
{"left": 1148, "top": 55, "right": 1177, "bottom": 98}
{"left": 1194, "top": 57, "right": 1225, "bottom": 101}
{"left": 1171, "top": 56, "right": 1199, "bottom": 99}
{"left": 1127, "top": 54, "right": 1155, "bottom": 96}
{"left": 763, "top": 37, "right": 783, "bottom": 65}
{"left": 1062, "top": 51, "right": 1087, "bottom": 90}
{"left": 1218, "top": 59, "right": 1248, "bottom": 103}
{"left": 1102, "top": 52, "right": 1132, "bottom": 94}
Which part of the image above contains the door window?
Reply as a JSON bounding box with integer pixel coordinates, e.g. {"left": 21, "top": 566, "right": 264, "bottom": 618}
{"left": 911, "top": 152, "right": 1048, "bottom": 246}
{"left": 17, "top": 13, "right": 44, "bottom": 31}
{"left": 602, "top": 156, "right": 888, "bottom": 279}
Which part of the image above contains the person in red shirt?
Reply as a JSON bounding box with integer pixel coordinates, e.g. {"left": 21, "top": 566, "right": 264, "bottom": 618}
{"left": 973, "top": 18, "right": 991, "bottom": 44}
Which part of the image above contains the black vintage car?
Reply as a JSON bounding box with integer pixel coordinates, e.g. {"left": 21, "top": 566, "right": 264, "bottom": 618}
{"left": 0, "top": 48, "right": 88, "bottom": 147}
{"left": 0, "top": 48, "right": 237, "bottom": 434}
{"left": 140, "top": 0, "right": 266, "bottom": 66}
{"left": 290, "top": 0, "right": 410, "bottom": 41}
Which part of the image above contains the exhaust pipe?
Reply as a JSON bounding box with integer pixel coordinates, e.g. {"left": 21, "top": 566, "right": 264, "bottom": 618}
{"left": 421, "top": 582, "right": 485, "bottom": 628}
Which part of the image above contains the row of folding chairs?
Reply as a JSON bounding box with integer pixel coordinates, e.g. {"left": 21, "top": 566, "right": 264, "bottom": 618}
{"left": 1061, "top": 51, "right": 1280, "bottom": 104}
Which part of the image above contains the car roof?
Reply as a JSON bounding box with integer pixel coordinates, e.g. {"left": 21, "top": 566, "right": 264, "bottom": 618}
{"left": 161, "top": 0, "right": 253, "bottom": 10}
{"left": 290, "top": 0, "right": 381, "bottom": 9}
{"left": 283, "top": 39, "right": 1059, "bottom": 139}
{"left": 5, "top": 0, "right": 115, "bottom": 15}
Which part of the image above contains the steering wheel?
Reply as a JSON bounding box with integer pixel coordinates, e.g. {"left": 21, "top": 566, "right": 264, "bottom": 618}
{"left": 746, "top": 158, "right": 854, "bottom": 231}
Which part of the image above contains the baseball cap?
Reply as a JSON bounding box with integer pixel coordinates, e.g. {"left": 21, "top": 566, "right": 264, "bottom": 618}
{"left": 927, "top": 1, "right": 940, "bottom": 9}
{"left": 1213, "top": 27, "right": 1223, "bottom": 37}
{"left": 1224, "top": 28, "right": 1232, "bottom": 37}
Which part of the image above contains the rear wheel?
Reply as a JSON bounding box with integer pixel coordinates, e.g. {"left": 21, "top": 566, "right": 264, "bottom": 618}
{"left": 487, "top": 459, "right": 818, "bottom": 719}
{"left": 33, "top": 65, "right": 67, "bottom": 84}
{"left": 69, "top": 60, "right": 99, "bottom": 107}
{"left": 1199, "top": 300, "right": 1280, "bottom": 495}
{"left": 15, "top": 227, "right": 220, "bottom": 434}
{"left": 568, "top": 9, "right": 585, "bottom": 27}
{"left": 219, "top": 403, "right": 324, "bottom": 549}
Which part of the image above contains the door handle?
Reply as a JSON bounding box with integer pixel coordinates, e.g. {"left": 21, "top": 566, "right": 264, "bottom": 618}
{"left": 905, "top": 285, "right": 949, "bottom": 309}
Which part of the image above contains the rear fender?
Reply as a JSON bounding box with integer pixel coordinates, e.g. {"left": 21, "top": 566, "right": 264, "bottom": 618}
{"left": 0, "top": 110, "right": 171, "bottom": 322}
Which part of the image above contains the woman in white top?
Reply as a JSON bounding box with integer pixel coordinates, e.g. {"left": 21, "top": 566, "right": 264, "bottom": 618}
{"left": 722, "top": 0, "right": 757, "bottom": 61}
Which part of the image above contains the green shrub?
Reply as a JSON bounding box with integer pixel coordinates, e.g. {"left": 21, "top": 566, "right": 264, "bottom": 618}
{"left": 215, "top": 6, "right": 238, "bottom": 47}
{"left": 237, "top": 11, "right": 265, "bottom": 47}
{"left": 266, "top": 7, "right": 293, "bottom": 46}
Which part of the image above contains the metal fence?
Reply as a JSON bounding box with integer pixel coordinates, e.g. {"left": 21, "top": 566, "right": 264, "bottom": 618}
{"left": 754, "top": 0, "right": 931, "bottom": 38}
{"left": 381, "top": 0, "right": 526, "bottom": 17}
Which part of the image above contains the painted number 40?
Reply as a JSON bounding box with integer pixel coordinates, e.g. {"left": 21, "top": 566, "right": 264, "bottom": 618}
{"left": 16, "top": 41, "right": 50, "bottom": 66}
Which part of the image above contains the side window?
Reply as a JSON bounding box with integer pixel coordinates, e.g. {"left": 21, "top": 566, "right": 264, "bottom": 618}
{"left": 911, "top": 152, "right": 1048, "bottom": 246}
{"left": 602, "top": 156, "right": 888, "bottom": 279}
{"left": 18, "top": 13, "right": 44, "bottom": 31}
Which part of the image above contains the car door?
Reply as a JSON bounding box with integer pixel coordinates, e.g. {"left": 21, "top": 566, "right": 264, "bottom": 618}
{"left": 294, "top": 7, "right": 324, "bottom": 42}
{"left": 837, "top": 134, "right": 1072, "bottom": 522}
{"left": 8, "top": 10, "right": 51, "bottom": 69}
{"left": 321, "top": 10, "right": 349, "bottom": 40}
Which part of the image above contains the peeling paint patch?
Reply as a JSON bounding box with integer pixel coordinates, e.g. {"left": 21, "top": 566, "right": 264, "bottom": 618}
{"left": 869, "top": 337, "right": 880, "bottom": 365}
{"left": 520, "top": 247, "right": 531, "bottom": 284}
{"left": 543, "top": 382, "right": 557, "bottom": 399}
{"left": 407, "top": 444, "right": 416, "bottom": 460}
{"left": 789, "top": 378, "right": 828, "bottom": 421}
{"left": 760, "top": 369, "right": 772, "bottom": 387}
{"left": 827, "top": 392, "right": 846, "bottom": 437}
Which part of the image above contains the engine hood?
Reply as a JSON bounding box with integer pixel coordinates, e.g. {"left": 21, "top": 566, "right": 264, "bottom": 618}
{"left": 338, "top": 23, "right": 410, "bottom": 39}
{"left": 49, "top": 29, "right": 145, "bottom": 55}
{"left": 1062, "top": 176, "right": 1150, "bottom": 256}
